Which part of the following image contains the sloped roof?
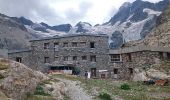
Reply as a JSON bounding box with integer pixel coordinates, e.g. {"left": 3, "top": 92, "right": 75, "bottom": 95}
{"left": 8, "top": 49, "right": 31, "bottom": 54}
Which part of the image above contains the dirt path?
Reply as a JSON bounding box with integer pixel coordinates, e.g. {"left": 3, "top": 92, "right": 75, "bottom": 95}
{"left": 57, "top": 78, "right": 92, "bottom": 100}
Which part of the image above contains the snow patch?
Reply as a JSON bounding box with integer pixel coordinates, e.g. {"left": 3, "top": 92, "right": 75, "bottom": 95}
{"left": 143, "top": 8, "right": 161, "bottom": 16}
{"left": 25, "top": 25, "right": 66, "bottom": 37}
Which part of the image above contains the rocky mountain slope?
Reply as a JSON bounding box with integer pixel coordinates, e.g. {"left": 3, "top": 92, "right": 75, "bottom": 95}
{"left": 0, "top": 0, "right": 170, "bottom": 50}
{"left": 69, "top": 0, "right": 170, "bottom": 49}
{"left": 12, "top": 17, "right": 70, "bottom": 37}
{"left": 0, "top": 14, "right": 37, "bottom": 50}
{"left": 143, "top": 6, "right": 170, "bottom": 47}
{"left": 126, "top": 6, "right": 170, "bottom": 47}
{"left": 0, "top": 14, "right": 70, "bottom": 50}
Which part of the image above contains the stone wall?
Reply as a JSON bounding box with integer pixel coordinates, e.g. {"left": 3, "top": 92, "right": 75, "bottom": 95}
{"left": 8, "top": 34, "right": 169, "bottom": 79}
{"left": 109, "top": 51, "right": 163, "bottom": 80}
{"left": 8, "top": 51, "right": 35, "bottom": 70}
{"left": 29, "top": 35, "right": 109, "bottom": 76}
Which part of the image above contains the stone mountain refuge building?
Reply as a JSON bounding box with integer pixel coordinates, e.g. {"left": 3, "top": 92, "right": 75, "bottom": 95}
{"left": 8, "top": 34, "right": 170, "bottom": 79}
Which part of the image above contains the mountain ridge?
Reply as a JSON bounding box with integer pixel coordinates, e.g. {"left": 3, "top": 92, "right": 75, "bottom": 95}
{"left": 0, "top": 0, "right": 170, "bottom": 50}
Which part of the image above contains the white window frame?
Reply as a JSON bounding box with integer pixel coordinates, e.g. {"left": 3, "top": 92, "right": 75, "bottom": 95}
{"left": 54, "top": 43, "right": 59, "bottom": 51}
{"left": 110, "top": 54, "right": 122, "bottom": 62}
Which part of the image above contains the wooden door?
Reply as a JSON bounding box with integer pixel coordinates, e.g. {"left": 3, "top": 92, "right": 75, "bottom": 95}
{"left": 91, "top": 68, "right": 96, "bottom": 77}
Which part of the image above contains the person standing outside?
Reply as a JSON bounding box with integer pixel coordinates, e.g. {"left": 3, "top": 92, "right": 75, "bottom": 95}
{"left": 85, "top": 71, "right": 88, "bottom": 79}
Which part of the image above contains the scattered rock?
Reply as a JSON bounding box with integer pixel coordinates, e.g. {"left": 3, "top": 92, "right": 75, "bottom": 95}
{"left": 147, "top": 69, "right": 170, "bottom": 79}
{"left": 43, "top": 81, "right": 67, "bottom": 100}
{"left": 133, "top": 68, "right": 149, "bottom": 81}
{"left": 133, "top": 68, "right": 170, "bottom": 82}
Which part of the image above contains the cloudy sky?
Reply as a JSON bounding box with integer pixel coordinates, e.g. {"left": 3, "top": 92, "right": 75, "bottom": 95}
{"left": 0, "top": 0, "right": 161, "bottom": 26}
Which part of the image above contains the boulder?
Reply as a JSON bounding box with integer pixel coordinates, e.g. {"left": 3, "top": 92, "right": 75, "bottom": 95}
{"left": 0, "top": 58, "right": 48, "bottom": 100}
{"left": 43, "top": 81, "right": 67, "bottom": 100}
{"left": 133, "top": 68, "right": 170, "bottom": 82}
{"left": 147, "top": 69, "right": 170, "bottom": 79}
{"left": 133, "top": 68, "right": 149, "bottom": 81}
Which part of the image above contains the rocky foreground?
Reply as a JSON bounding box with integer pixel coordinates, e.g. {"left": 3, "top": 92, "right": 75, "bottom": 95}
{"left": 0, "top": 58, "right": 91, "bottom": 100}
{"left": 0, "top": 58, "right": 49, "bottom": 100}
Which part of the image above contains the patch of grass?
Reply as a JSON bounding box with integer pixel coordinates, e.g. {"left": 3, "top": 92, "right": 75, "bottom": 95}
{"left": 120, "top": 83, "right": 130, "bottom": 90}
{"left": 63, "top": 95, "right": 70, "bottom": 100}
{"left": 98, "top": 92, "right": 112, "bottom": 100}
{"left": 0, "top": 62, "right": 9, "bottom": 70}
{"left": 26, "top": 85, "right": 54, "bottom": 100}
{"left": 51, "top": 74, "right": 170, "bottom": 100}
{"left": 26, "top": 95, "right": 54, "bottom": 100}
{"left": 40, "top": 80, "right": 52, "bottom": 85}
{"left": 34, "top": 85, "right": 50, "bottom": 96}
{"left": 0, "top": 74, "right": 5, "bottom": 79}
{"left": 40, "top": 78, "right": 60, "bottom": 85}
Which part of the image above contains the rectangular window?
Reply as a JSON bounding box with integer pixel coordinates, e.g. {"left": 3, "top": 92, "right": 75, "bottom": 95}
{"left": 72, "top": 42, "right": 78, "bottom": 47}
{"left": 101, "top": 74, "right": 106, "bottom": 79}
{"left": 73, "top": 56, "right": 77, "bottom": 61}
{"left": 129, "top": 68, "right": 133, "bottom": 74}
{"left": 44, "top": 43, "right": 50, "bottom": 49}
{"left": 54, "top": 43, "right": 59, "bottom": 51}
{"left": 90, "top": 55, "right": 96, "bottom": 62}
{"left": 127, "top": 53, "right": 132, "bottom": 62}
{"left": 90, "top": 42, "right": 95, "bottom": 48}
{"left": 63, "top": 56, "right": 69, "bottom": 61}
{"left": 16, "top": 57, "right": 22, "bottom": 63}
{"left": 114, "top": 69, "right": 118, "bottom": 74}
{"left": 44, "top": 57, "right": 50, "bottom": 63}
{"left": 80, "top": 42, "right": 86, "bottom": 47}
{"left": 159, "top": 52, "right": 163, "bottom": 59}
{"left": 110, "top": 54, "right": 121, "bottom": 62}
{"left": 54, "top": 56, "right": 59, "bottom": 61}
{"left": 63, "top": 43, "right": 68, "bottom": 47}
{"left": 167, "top": 53, "right": 170, "bottom": 59}
{"left": 82, "top": 56, "right": 87, "bottom": 60}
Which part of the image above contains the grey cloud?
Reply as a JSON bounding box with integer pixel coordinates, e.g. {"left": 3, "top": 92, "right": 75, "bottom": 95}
{"left": 65, "top": 1, "right": 93, "bottom": 25}
{"left": 0, "top": 0, "right": 160, "bottom": 26}
{"left": 0, "top": 0, "right": 63, "bottom": 25}
{"left": 0, "top": 0, "right": 93, "bottom": 25}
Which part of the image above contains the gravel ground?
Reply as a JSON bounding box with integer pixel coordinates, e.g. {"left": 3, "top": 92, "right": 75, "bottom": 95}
{"left": 58, "top": 78, "right": 92, "bottom": 100}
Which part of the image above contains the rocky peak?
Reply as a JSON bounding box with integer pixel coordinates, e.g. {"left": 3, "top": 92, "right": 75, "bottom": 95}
{"left": 119, "top": 2, "right": 132, "bottom": 11}
{"left": 18, "top": 16, "right": 34, "bottom": 26}
{"left": 52, "top": 24, "right": 72, "bottom": 33}
{"left": 75, "top": 22, "right": 92, "bottom": 33}
{"left": 40, "top": 22, "right": 52, "bottom": 29}
{"left": 75, "top": 21, "right": 92, "bottom": 27}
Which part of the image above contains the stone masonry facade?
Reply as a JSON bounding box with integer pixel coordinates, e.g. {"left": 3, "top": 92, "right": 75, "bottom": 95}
{"left": 109, "top": 51, "right": 164, "bottom": 80}
{"left": 8, "top": 34, "right": 170, "bottom": 79}
{"left": 8, "top": 34, "right": 109, "bottom": 78}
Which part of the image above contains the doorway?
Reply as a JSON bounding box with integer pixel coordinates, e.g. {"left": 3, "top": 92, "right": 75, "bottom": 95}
{"left": 91, "top": 68, "right": 96, "bottom": 77}
{"left": 167, "top": 53, "right": 170, "bottom": 59}
{"left": 16, "top": 57, "right": 22, "bottom": 63}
